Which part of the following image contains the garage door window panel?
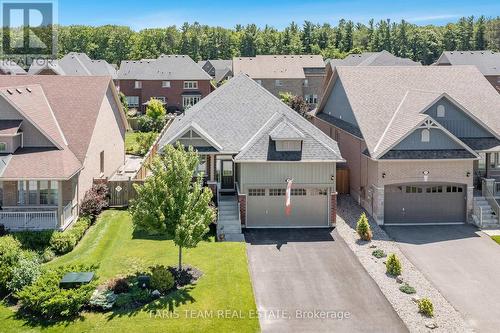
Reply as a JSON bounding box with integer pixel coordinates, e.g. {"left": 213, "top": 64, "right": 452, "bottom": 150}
{"left": 269, "top": 189, "right": 286, "bottom": 196}
{"left": 249, "top": 189, "right": 266, "bottom": 196}
{"left": 291, "top": 188, "right": 306, "bottom": 196}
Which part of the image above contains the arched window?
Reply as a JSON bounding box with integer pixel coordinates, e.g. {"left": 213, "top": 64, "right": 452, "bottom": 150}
{"left": 421, "top": 129, "right": 430, "bottom": 142}
{"left": 437, "top": 104, "right": 445, "bottom": 117}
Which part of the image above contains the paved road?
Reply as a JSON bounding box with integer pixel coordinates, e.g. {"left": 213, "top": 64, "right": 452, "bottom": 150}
{"left": 385, "top": 225, "right": 500, "bottom": 333}
{"left": 245, "top": 228, "right": 407, "bottom": 333}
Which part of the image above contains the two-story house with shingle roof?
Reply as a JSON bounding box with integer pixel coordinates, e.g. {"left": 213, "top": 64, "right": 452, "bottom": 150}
{"left": 434, "top": 50, "right": 500, "bottom": 93}
{"left": 232, "top": 55, "right": 326, "bottom": 107}
{"left": 312, "top": 65, "right": 500, "bottom": 227}
{"left": 118, "top": 55, "right": 213, "bottom": 113}
{"left": 158, "top": 74, "right": 343, "bottom": 240}
{"left": 198, "top": 59, "right": 233, "bottom": 86}
{"left": 0, "top": 76, "right": 127, "bottom": 231}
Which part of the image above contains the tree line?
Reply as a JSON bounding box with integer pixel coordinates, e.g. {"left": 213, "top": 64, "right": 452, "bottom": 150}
{"left": 55, "top": 16, "right": 500, "bottom": 65}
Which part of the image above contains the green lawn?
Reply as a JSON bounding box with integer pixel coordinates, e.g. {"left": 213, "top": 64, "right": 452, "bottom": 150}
{"left": 125, "top": 131, "right": 142, "bottom": 155}
{"left": 491, "top": 235, "right": 500, "bottom": 245}
{"left": 0, "top": 210, "right": 259, "bottom": 333}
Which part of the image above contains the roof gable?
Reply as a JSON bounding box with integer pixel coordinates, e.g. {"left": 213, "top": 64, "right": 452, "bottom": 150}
{"left": 233, "top": 55, "right": 324, "bottom": 79}
{"left": 436, "top": 50, "right": 500, "bottom": 76}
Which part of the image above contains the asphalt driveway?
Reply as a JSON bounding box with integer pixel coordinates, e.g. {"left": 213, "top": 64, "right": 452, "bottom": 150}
{"left": 245, "top": 228, "right": 407, "bottom": 333}
{"left": 385, "top": 225, "right": 500, "bottom": 333}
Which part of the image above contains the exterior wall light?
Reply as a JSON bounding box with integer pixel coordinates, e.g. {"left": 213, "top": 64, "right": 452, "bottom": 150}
{"left": 382, "top": 172, "right": 386, "bottom": 178}
{"left": 466, "top": 171, "right": 471, "bottom": 177}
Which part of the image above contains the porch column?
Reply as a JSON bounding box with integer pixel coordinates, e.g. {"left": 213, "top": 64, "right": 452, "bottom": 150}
{"left": 486, "top": 153, "right": 491, "bottom": 178}
{"left": 58, "top": 180, "right": 63, "bottom": 228}
{"left": 467, "top": 186, "right": 474, "bottom": 223}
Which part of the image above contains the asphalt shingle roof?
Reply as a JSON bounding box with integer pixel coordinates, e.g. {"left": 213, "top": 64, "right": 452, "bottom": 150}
{"left": 118, "top": 55, "right": 212, "bottom": 80}
{"left": 233, "top": 55, "right": 324, "bottom": 79}
{"left": 160, "top": 74, "right": 343, "bottom": 162}
{"left": 0, "top": 60, "right": 26, "bottom": 75}
{"left": 436, "top": 50, "right": 500, "bottom": 76}
{"left": 29, "top": 53, "right": 117, "bottom": 78}
{"left": 318, "top": 66, "right": 500, "bottom": 159}
{"left": 328, "top": 51, "right": 421, "bottom": 67}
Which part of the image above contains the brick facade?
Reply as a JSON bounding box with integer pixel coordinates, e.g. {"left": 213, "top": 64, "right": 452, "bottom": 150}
{"left": 330, "top": 191, "right": 337, "bottom": 226}
{"left": 118, "top": 79, "right": 212, "bottom": 112}
{"left": 238, "top": 193, "right": 246, "bottom": 226}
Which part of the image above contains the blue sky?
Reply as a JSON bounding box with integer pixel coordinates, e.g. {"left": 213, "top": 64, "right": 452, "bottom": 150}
{"left": 57, "top": 0, "right": 500, "bottom": 30}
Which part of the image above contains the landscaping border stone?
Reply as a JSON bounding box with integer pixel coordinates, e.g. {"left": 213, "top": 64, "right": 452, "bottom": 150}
{"left": 335, "top": 195, "right": 471, "bottom": 333}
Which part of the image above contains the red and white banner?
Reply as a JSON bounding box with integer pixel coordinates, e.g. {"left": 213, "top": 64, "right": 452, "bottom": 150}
{"left": 285, "top": 178, "right": 293, "bottom": 216}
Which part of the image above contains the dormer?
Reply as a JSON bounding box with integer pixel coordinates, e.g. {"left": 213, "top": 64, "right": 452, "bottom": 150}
{"left": 0, "top": 120, "right": 23, "bottom": 153}
{"left": 269, "top": 121, "right": 305, "bottom": 152}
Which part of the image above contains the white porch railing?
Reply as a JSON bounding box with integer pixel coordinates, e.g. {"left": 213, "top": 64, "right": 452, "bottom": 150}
{"left": 0, "top": 210, "right": 58, "bottom": 231}
{"left": 482, "top": 179, "right": 500, "bottom": 218}
{"left": 62, "top": 202, "right": 77, "bottom": 229}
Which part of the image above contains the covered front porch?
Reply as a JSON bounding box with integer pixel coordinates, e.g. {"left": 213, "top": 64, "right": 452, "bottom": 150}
{"left": 475, "top": 151, "right": 500, "bottom": 197}
{"left": 0, "top": 177, "right": 79, "bottom": 231}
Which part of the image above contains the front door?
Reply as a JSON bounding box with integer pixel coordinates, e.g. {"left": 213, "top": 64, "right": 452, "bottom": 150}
{"left": 221, "top": 160, "right": 234, "bottom": 190}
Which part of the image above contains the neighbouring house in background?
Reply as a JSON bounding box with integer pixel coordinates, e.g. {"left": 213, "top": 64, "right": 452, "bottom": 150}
{"left": 158, "top": 74, "right": 343, "bottom": 240}
{"left": 198, "top": 59, "right": 233, "bottom": 86}
{"left": 118, "top": 54, "right": 213, "bottom": 113}
{"left": 0, "top": 60, "right": 27, "bottom": 75}
{"left": 28, "top": 52, "right": 117, "bottom": 79}
{"left": 0, "top": 76, "right": 127, "bottom": 231}
{"left": 232, "top": 55, "right": 325, "bottom": 107}
{"left": 434, "top": 50, "right": 500, "bottom": 92}
{"left": 312, "top": 66, "right": 500, "bottom": 227}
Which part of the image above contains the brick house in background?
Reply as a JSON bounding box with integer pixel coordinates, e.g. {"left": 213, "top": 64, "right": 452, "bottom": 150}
{"left": 232, "top": 55, "right": 325, "bottom": 107}
{"left": 434, "top": 50, "right": 500, "bottom": 93}
{"left": 118, "top": 55, "right": 213, "bottom": 113}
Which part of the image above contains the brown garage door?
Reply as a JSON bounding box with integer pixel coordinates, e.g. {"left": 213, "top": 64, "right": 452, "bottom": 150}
{"left": 384, "top": 183, "right": 466, "bottom": 225}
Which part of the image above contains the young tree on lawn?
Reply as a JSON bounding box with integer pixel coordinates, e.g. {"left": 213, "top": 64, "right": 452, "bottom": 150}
{"left": 144, "top": 98, "right": 167, "bottom": 132}
{"left": 130, "top": 143, "right": 215, "bottom": 270}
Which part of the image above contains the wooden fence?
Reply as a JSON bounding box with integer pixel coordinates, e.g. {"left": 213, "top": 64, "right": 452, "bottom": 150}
{"left": 133, "top": 118, "right": 173, "bottom": 180}
{"left": 95, "top": 178, "right": 145, "bottom": 207}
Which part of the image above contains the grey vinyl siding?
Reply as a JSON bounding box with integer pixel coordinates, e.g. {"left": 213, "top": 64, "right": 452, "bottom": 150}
{"left": 0, "top": 97, "right": 55, "bottom": 147}
{"left": 177, "top": 137, "right": 213, "bottom": 147}
{"left": 392, "top": 128, "right": 464, "bottom": 150}
{"left": 424, "top": 97, "right": 494, "bottom": 138}
{"left": 239, "top": 162, "right": 336, "bottom": 192}
{"left": 323, "top": 78, "right": 359, "bottom": 128}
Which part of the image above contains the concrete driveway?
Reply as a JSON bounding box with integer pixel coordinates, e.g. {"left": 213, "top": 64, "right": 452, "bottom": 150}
{"left": 245, "top": 228, "right": 407, "bottom": 333}
{"left": 385, "top": 225, "right": 500, "bottom": 333}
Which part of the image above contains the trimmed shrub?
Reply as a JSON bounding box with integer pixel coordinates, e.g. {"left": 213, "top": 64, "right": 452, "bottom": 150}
{"left": 372, "top": 249, "right": 386, "bottom": 258}
{"left": 70, "top": 217, "right": 91, "bottom": 241}
{"left": 16, "top": 264, "right": 97, "bottom": 319}
{"left": 7, "top": 251, "right": 42, "bottom": 293}
{"left": 41, "top": 248, "right": 56, "bottom": 263}
{"left": 356, "top": 213, "right": 372, "bottom": 241}
{"left": 107, "top": 277, "right": 130, "bottom": 294}
{"left": 50, "top": 232, "right": 77, "bottom": 255}
{"left": 150, "top": 265, "right": 175, "bottom": 293}
{"left": 11, "top": 230, "right": 54, "bottom": 251}
{"left": 0, "top": 235, "right": 23, "bottom": 292}
{"left": 80, "top": 184, "right": 109, "bottom": 219}
{"left": 89, "top": 289, "right": 117, "bottom": 311}
{"left": 130, "top": 287, "right": 151, "bottom": 303}
{"left": 386, "top": 253, "right": 402, "bottom": 276}
{"left": 399, "top": 283, "right": 416, "bottom": 294}
{"left": 135, "top": 132, "right": 156, "bottom": 155}
{"left": 115, "top": 293, "right": 133, "bottom": 309}
{"left": 418, "top": 298, "right": 434, "bottom": 317}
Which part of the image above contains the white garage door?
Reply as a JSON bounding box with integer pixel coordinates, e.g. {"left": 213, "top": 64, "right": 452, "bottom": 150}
{"left": 385, "top": 183, "right": 466, "bottom": 225}
{"left": 246, "top": 187, "right": 330, "bottom": 227}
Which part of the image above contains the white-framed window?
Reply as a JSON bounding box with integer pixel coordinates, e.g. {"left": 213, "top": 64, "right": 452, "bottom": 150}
{"left": 436, "top": 104, "right": 445, "bottom": 117}
{"left": 303, "top": 79, "right": 309, "bottom": 87}
{"left": 126, "top": 96, "right": 139, "bottom": 107}
{"left": 17, "top": 180, "right": 59, "bottom": 206}
{"left": 0, "top": 142, "right": 6, "bottom": 152}
{"left": 269, "top": 188, "right": 286, "bottom": 196}
{"left": 305, "top": 94, "right": 318, "bottom": 104}
{"left": 275, "top": 79, "right": 283, "bottom": 87}
{"left": 153, "top": 96, "right": 166, "bottom": 103}
{"left": 421, "top": 129, "right": 430, "bottom": 142}
{"left": 248, "top": 189, "right": 266, "bottom": 196}
{"left": 183, "top": 81, "right": 198, "bottom": 89}
{"left": 196, "top": 155, "right": 207, "bottom": 175}
{"left": 255, "top": 79, "right": 262, "bottom": 85}
{"left": 162, "top": 81, "right": 171, "bottom": 88}
{"left": 183, "top": 96, "right": 201, "bottom": 108}
{"left": 134, "top": 81, "right": 142, "bottom": 89}
{"left": 275, "top": 140, "right": 302, "bottom": 151}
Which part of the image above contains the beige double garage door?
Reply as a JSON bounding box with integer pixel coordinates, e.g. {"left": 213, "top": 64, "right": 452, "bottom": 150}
{"left": 246, "top": 186, "right": 330, "bottom": 227}
{"left": 384, "top": 183, "right": 466, "bottom": 225}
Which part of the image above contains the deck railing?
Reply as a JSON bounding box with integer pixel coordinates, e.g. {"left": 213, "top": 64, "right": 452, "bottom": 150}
{"left": 0, "top": 210, "right": 58, "bottom": 231}
{"left": 62, "top": 202, "right": 77, "bottom": 229}
{"left": 482, "top": 178, "right": 500, "bottom": 218}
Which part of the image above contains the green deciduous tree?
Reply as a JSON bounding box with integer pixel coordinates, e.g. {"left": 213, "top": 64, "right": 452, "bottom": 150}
{"left": 130, "top": 144, "right": 215, "bottom": 270}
